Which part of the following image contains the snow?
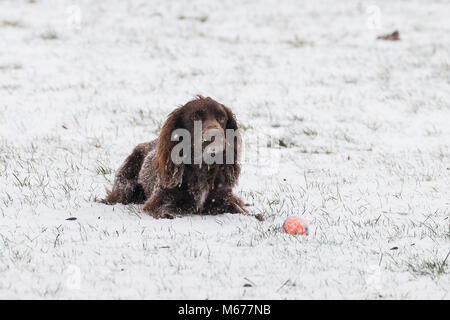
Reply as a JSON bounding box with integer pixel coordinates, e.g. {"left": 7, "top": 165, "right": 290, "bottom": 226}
{"left": 0, "top": 0, "right": 449, "bottom": 299}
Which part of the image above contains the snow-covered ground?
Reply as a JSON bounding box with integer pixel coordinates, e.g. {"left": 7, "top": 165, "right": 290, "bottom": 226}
{"left": 0, "top": 0, "right": 449, "bottom": 299}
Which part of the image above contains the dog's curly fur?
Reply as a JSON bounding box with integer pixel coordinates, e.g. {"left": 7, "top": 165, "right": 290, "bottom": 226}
{"left": 102, "top": 96, "right": 254, "bottom": 219}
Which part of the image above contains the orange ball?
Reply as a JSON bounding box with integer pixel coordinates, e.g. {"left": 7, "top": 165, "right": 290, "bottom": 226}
{"left": 282, "top": 216, "right": 309, "bottom": 235}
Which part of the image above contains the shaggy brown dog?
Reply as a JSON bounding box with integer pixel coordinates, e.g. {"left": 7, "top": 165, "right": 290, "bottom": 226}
{"left": 102, "top": 96, "right": 256, "bottom": 219}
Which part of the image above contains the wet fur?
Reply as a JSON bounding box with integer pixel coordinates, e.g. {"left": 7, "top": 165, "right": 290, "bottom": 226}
{"left": 102, "top": 96, "right": 255, "bottom": 219}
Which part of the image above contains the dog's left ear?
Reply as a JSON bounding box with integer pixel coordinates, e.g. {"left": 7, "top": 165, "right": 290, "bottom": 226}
{"left": 222, "top": 105, "right": 241, "bottom": 187}
{"left": 223, "top": 104, "right": 238, "bottom": 131}
{"left": 153, "top": 106, "right": 185, "bottom": 188}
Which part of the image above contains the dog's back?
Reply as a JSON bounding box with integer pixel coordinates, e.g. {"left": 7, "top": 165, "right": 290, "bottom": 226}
{"left": 103, "top": 140, "right": 157, "bottom": 205}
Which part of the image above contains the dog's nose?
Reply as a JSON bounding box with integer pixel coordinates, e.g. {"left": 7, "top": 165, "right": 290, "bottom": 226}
{"left": 202, "top": 127, "right": 225, "bottom": 151}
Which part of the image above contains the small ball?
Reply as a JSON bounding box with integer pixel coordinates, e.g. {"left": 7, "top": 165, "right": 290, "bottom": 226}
{"left": 282, "top": 216, "right": 309, "bottom": 236}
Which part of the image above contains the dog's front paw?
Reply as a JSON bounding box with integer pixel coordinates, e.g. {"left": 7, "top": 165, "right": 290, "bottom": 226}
{"left": 142, "top": 205, "right": 178, "bottom": 219}
{"left": 229, "top": 201, "right": 248, "bottom": 214}
{"left": 253, "top": 213, "right": 264, "bottom": 221}
{"left": 155, "top": 210, "right": 177, "bottom": 219}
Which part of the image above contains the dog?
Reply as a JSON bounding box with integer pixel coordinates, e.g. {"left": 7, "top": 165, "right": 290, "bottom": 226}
{"left": 102, "top": 95, "right": 262, "bottom": 220}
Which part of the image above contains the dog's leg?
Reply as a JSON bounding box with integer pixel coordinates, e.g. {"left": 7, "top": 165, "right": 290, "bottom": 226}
{"left": 102, "top": 143, "right": 149, "bottom": 205}
{"left": 204, "top": 190, "right": 264, "bottom": 221}
{"left": 142, "top": 191, "right": 180, "bottom": 219}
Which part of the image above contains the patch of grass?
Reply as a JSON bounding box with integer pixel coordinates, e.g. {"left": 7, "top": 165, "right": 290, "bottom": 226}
{"left": 238, "top": 123, "right": 254, "bottom": 132}
{"left": 408, "top": 253, "right": 449, "bottom": 278}
{"left": 272, "top": 138, "right": 294, "bottom": 148}
{"left": 178, "top": 15, "right": 208, "bottom": 23}
{"left": 285, "top": 35, "right": 314, "bottom": 47}
{"left": 299, "top": 148, "right": 333, "bottom": 155}
{"left": 254, "top": 224, "right": 282, "bottom": 241}
{"left": 40, "top": 28, "right": 58, "bottom": 40}
{"left": 11, "top": 171, "right": 31, "bottom": 188}
{"left": 96, "top": 161, "right": 113, "bottom": 176}
{"left": 289, "top": 115, "right": 304, "bottom": 122}
{"left": 128, "top": 108, "right": 159, "bottom": 128}
{"left": 424, "top": 125, "right": 442, "bottom": 137}
{"left": 0, "top": 63, "right": 22, "bottom": 70}
{"left": 303, "top": 128, "right": 318, "bottom": 137}
{"left": 1, "top": 20, "right": 24, "bottom": 28}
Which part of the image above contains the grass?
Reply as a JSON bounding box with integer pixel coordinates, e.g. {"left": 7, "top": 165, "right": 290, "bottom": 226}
{"left": 0, "top": 0, "right": 448, "bottom": 299}
{"left": 39, "top": 28, "right": 59, "bottom": 40}
{"left": 0, "top": 20, "right": 24, "bottom": 28}
{"left": 408, "top": 253, "right": 450, "bottom": 278}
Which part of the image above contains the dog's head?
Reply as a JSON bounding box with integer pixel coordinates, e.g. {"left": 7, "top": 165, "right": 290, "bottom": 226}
{"left": 154, "top": 95, "right": 241, "bottom": 188}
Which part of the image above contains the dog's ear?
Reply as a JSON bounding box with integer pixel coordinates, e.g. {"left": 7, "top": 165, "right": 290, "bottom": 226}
{"left": 223, "top": 104, "right": 238, "bottom": 131}
{"left": 153, "top": 107, "right": 185, "bottom": 188}
{"left": 222, "top": 105, "right": 241, "bottom": 187}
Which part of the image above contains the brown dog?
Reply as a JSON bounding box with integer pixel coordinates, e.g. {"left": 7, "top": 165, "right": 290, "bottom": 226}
{"left": 102, "top": 96, "right": 256, "bottom": 219}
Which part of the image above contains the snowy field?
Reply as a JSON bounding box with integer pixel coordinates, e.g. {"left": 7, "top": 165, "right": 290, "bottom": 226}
{"left": 0, "top": 0, "right": 449, "bottom": 299}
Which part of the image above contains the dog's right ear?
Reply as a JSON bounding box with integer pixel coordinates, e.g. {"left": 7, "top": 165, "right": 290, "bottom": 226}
{"left": 153, "top": 106, "right": 185, "bottom": 188}
{"left": 222, "top": 105, "right": 241, "bottom": 187}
